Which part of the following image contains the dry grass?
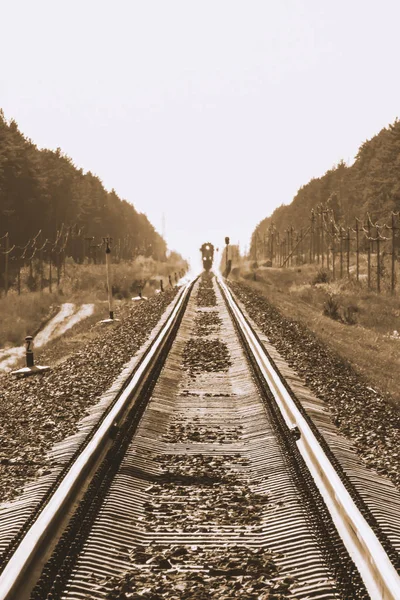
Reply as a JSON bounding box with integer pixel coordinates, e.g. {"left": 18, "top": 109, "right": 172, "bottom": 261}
{"left": 0, "top": 256, "right": 187, "bottom": 349}
{"left": 0, "top": 293, "right": 57, "bottom": 347}
{"left": 233, "top": 262, "right": 400, "bottom": 406}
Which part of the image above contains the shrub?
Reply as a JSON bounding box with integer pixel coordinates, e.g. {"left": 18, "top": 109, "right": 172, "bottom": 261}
{"left": 26, "top": 274, "right": 37, "bottom": 292}
{"left": 343, "top": 304, "right": 359, "bottom": 325}
{"left": 323, "top": 294, "right": 340, "bottom": 320}
{"left": 313, "top": 269, "right": 330, "bottom": 284}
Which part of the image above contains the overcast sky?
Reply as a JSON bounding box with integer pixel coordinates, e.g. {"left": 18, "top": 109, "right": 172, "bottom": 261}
{"left": 1, "top": 1, "right": 400, "bottom": 264}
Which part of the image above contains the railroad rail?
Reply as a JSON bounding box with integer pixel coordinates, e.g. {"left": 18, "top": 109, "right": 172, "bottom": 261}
{"left": 0, "top": 272, "right": 399, "bottom": 599}
{"left": 220, "top": 278, "right": 400, "bottom": 600}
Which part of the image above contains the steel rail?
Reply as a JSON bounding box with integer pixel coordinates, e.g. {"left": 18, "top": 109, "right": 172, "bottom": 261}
{"left": 0, "top": 280, "right": 194, "bottom": 600}
{"left": 218, "top": 276, "right": 400, "bottom": 600}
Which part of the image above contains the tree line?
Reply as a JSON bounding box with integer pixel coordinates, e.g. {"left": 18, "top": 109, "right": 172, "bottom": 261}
{"left": 253, "top": 117, "right": 400, "bottom": 240}
{"left": 0, "top": 110, "right": 166, "bottom": 260}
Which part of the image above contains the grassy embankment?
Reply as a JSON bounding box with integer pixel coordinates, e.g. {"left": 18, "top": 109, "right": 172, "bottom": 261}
{"left": 0, "top": 256, "right": 187, "bottom": 350}
{"left": 231, "top": 260, "right": 400, "bottom": 407}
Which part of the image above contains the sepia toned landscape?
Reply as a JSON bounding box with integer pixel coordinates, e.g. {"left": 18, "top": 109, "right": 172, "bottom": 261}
{"left": 1, "top": 3, "right": 400, "bottom": 599}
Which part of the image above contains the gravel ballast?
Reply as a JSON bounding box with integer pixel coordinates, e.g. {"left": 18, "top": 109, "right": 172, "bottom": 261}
{"left": 0, "top": 290, "right": 177, "bottom": 503}
{"left": 101, "top": 273, "right": 295, "bottom": 600}
{"left": 230, "top": 281, "right": 400, "bottom": 490}
{"left": 105, "top": 545, "right": 295, "bottom": 600}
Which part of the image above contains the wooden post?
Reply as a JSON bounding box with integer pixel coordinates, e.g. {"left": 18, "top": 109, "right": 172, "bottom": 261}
{"left": 57, "top": 252, "right": 61, "bottom": 288}
{"left": 4, "top": 234, "right": 9, "bottom": 296}
{"left": 271, "top": 230, "right": 274, "bottom": 264}
{"left": 286, "top": 230, "right": 290, "bottom": 266}
{"left": 278, "top": 232, "right": 281, "bottom": 265}
{"left": 347, "top": 228, "right": 350, "bottom": 278}
{"left": 17, "top": 259, "right": 21, "bottom": 295}
{"left": 39, "top": 244, "right": 44, "bottom": 293}
{"left": 392, "top": 213, "right": 396, "bottom": 295}
{"left": 49, "top": 251, "right": 52, "bottom": 294}
{"left": 355, "top": 219, "right": 360, "bottom": 282}
{"left": 310, "top": 210, "right": 315, "bottom": 263}
{"left": 326, "top": 223, "right": 330, "bottom": 271}
{"left": 299, "top": 228, "right": 303, "bottom": 264}
{"left": 367, "top": 220, "right": 371, "bottom": 289}
{"left": 331, "top": 222, "right": 336, "bottom": 281}
{"left": 377, "top": 235, "right": 381, "bottom": 293}
{"left": 340, "top": 228, "right": 344, "bottom": 279}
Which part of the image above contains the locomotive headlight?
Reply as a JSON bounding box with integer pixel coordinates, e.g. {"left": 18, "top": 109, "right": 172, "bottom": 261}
{"left": 206, "top": 245, "right": 209, "bottom": 250}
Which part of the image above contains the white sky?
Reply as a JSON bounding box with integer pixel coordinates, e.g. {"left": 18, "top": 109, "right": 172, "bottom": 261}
{"left": 1, "top": 1, "right": 400, "bottom": 265}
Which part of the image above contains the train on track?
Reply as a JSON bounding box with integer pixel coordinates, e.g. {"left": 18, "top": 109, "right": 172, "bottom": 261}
{"left": 200, "top": 242, "right": 214, "bottom": 271}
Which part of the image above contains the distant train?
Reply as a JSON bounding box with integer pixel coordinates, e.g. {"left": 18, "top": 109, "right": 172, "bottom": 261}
{"left": 200, "top": 242, "right": 214, "bottom": 271}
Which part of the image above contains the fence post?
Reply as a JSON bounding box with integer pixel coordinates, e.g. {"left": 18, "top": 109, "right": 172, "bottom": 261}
{"left": 49, "top": 250, "right": 52, "bottom": 294}
{"left": 299, "top": 228, "right": 303, "bottom": 264}
{"left": 279, "top": 237, "right": 282, "bottom": 267}
{"left": 347, "top": 228, "right": 351, "bottom": 278}
{"left": 279, "top": 233, "right": 282, "bottom": 266}
{"left": 392, "top": 213, "right": 396, "bottom": 295}
{"left": 40, "top": 243, "right": 44, "bottom": 293}
{"left": 17, "top": 257, "right": 21, "bottom": 295}
{"left": 56, "top": 252, "right": 60, "bottom": 288}
{"left": 286, "top": 230, "right": 289, "bottom": 267}
{"left": 310, "top": 210, "right": 315, "bottom": 263}
{"left": 340, "top": 227, "right": 344, "bottom": 278}
{"left": 321, "top": 209, "right": 325, "bottom": 268}
{"left": 4, "top": 234, "right": 9, "bottom": 295}
{"left": 377, "top": 234, "right": 381, "bottom": 293}
{"left": 367, "top": 219, "right": 371, "bottom": 289}
{"left": 271, "top": 230, "right": 274, "bottom": 264}
{"left": 326, "top": 221, "right": 330, "bottom": 271}
{"left": 355, "top": 219, "right": 360, "bottom": 282}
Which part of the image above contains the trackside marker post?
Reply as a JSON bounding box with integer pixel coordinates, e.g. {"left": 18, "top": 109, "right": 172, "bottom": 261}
{"left": 224, "top": 236, "right": 232, "bottom": 278}
{"left": 11, "top": 336, "right": 50, "bottom": 377}
{"left": 26, "top": 335, "right": 34, "bottom": 367}
{"left": 99, "top": 237, "right": 120, "bottom": 324}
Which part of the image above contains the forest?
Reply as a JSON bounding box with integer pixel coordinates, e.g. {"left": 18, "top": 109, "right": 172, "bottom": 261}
{"left": 0, "top": 110, "right": 166, "bottom": 260}
{"left": 252, "top": 118, "right": 400, "bottom": 249}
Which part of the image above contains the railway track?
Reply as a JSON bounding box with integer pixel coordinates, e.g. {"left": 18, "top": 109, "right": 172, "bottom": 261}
{"left": 0, "top": 272, "right": 399, "bottom": 599}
